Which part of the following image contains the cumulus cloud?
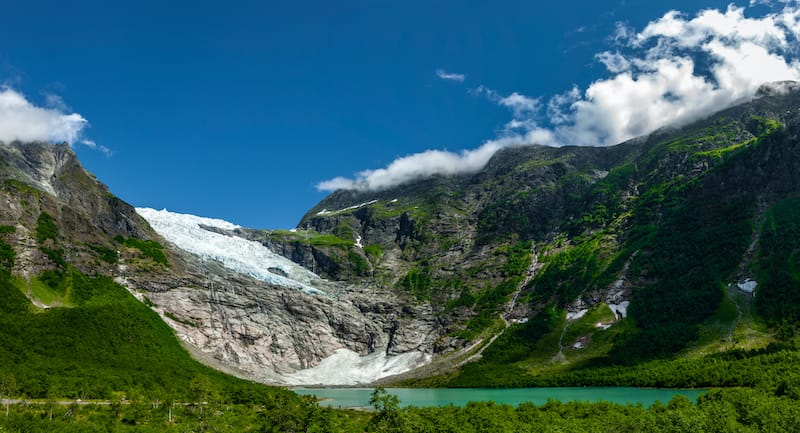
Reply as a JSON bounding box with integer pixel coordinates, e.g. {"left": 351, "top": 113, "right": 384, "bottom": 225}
{"left": 318, "top": 3, "right": 800, "bottom": 192}
{"left": 0, "top": 87, "right": 89, "bottom": 145}
{"left": 316, "top": 141, "right": 506, "bottom": 191}
{"left": 435, "top": 69, "right": 466, "bottom": 82}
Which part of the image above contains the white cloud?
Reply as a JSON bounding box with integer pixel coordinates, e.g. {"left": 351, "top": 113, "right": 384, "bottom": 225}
{"left": 318, "top": 3, "right": 800, "bottom": 192}
{"left": 0, "top": 87, "right": 88, "bottom": 145}
{"left": 80, "top": 139, "right": 112, "bottom": 156}
{"left": 435, "top": 69, "right": 466, "bottom": 82}
{"left": 595, "top": 51, "right": 632, "bottom": 73}
{"left": 473, "top": 85, "right": 540, "bottom": 124}
{"left": 317, "top": 142, "right": 504, "bottom": 191}
{"left": 44, "top": 93, "right": 70, "bottom": 111}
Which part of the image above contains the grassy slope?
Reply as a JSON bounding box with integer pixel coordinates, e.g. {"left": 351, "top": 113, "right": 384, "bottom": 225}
{"left": 0, "top": 233, "right": 293, "bottom": 404}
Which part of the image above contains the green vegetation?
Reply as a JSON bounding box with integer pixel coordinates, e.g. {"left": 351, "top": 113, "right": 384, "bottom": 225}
{"left": 531, "top": 235, "right": 615, "bottom": 305}
{"left": 90, "top": 244, "right": 118, "bottom": 264}
{"left": 399, "top": 267, "right": 432, "bottom": 301}
{"left": 755, "top": 197, "right": 800, "bottom": 323}
{"left": 0, "top": 234, "right": 349, "bottom": 432}
{"left": 13, "top": 275, "right": 72, "bottom": 307}
{"left": 452, "top": 312, "right": 556, "bottom": 387}
{"left": 35, "top": 212, "right": 58, "bottom": 244}
{"left": 115, "top": 236, "right": 168, "bottom": 265}
{"left": 164, "top": 311, "right": 198, "bottom": 328}
{"left": 363, "top": 244, "right": 384, "bottom": 259}
{"left": 0, "top": 228, "right": 15, "bottom": 272}
{"left": 269, "top": 229, "right": 353, "bottom": 248}
{"left": 348, "top": 251, "right": 370, "bottom": 276}
{"left": 0, "top": 234, "right": 345, "bottom": 433}
{"left": 2, "top": 385, "right": 800, "bottom": 432}
{"left": 2, "top": 179, "right": 41, "bottom": 198}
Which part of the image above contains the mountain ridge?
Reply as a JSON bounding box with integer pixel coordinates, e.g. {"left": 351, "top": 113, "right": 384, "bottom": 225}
{"left": 1, "top": 82, "right": 800, "bottom": 389}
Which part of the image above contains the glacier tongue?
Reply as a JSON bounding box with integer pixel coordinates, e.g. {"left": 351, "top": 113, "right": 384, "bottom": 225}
{"left": 136, "top": 208, "right": 326, "bottom": 294}
{"left": 286, "top": 348, "right": 430, "bottom": 386}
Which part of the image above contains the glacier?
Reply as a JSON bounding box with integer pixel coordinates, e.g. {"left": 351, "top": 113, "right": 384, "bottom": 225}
{"left": 286, "top": 348, "right": 430, "bottom": 386}
{"left": 136, "top": 208, "right": 326, "bottom": 294}
{"left": 135, "top": 207, "right": 432, "bottom": 385}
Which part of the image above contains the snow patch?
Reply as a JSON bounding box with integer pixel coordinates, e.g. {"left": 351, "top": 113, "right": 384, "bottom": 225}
{"left": 572, "top": 341, "right": 584, "bottom": 349}
{"left": 354, "top": 234, "right": 363, "bottom": 248}
{"left": 390, "top": 198, "right": 398, "bottom": 203}
{"left": 608, "top": 301, "right": 630, "bottom": 319}
{"left": 737, "top": 279, "right": 757, "bottom": 293}
{"left": 136, "top": 208, "right": 326, "bottom": 294}
{"left": 285, "top": 348, "right": 430, "bottom": 386}
{"left": 316, "top": 200, "right": 378, "bottom": 216}
{"left": 595, "top": 322, "right": 612, "bottom": 330}
{"left": 566, "top": 309, "right": 588, "bottom": 321}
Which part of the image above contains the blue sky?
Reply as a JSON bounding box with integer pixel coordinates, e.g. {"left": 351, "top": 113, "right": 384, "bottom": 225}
{"left": 0, "top": 0, "right": 795, "bottom": 228}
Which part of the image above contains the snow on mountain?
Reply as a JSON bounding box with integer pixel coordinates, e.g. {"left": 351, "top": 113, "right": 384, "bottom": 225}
{"left": 136, "top": 208, "right": 325, "bottom": 294}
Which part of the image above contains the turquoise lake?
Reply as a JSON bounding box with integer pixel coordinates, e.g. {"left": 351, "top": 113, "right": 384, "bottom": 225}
{"left": 293, "top": 387, "right": 706, "bottom": 409}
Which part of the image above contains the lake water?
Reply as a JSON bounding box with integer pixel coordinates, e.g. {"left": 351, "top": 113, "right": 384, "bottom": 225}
{"left": 293, "top": 387, "right": 706, "bottom": 409}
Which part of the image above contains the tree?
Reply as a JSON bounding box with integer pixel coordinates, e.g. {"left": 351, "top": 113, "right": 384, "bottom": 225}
{"left": 0, "top": 374, "right": 17, "bottom": 418}
{"left": 367, "top": 387, "right": 404, "bottom": 433}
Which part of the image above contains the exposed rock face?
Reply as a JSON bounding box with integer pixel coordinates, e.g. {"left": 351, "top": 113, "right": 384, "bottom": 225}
{"left": 118, "top": 250, "right": 439, "bottom": 385}
{"left": 0, "top": 141, "right": 157, "bottom": 277}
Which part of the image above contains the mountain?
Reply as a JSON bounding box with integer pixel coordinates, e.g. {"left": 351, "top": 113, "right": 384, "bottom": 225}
{"left": 0, "top": 141, "right": 304, "bottom": 405}
{"left": 242, "top": 82, "right": 800, "bottom": 383}
{"left": 2, "top": 82, "right": 800, "bottom": 393}
{"left": 0, "top": 141, "right": 442, "bottom": 387}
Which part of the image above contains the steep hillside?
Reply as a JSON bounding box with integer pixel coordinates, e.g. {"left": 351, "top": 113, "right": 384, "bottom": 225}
{"left": 256, "top": 82, "right": 800, "bottom": 382}
{"left": 0, "top": 141, "right": 443, "bottom": 387}
{"left": 0, "top": 142, "right": 302, "bottom": 405}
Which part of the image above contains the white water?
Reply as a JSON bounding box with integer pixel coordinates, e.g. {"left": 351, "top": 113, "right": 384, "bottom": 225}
{"left": 737, "top": 279, "right": 757, "bottom": 293}
{"left": 608, "top": 301, "right": 630, "bottom": 319}
{"left": 566, "top": 309, "right": 588, "bottom": 321}
{"left": 136, "top": 208, "right": 325, "bottom": 294}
